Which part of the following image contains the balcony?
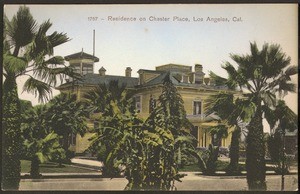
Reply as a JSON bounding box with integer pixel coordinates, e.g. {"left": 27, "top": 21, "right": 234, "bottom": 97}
{"left": 186, "top": 113, "right": 221, "bottom": 123}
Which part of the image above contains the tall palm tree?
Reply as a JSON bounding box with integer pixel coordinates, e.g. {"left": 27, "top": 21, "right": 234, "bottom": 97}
{"left": 3, "top": 6, "right": 77, "bottom": 189}
{"left": 216, "top": 42, "right": 296, "bottom": 190}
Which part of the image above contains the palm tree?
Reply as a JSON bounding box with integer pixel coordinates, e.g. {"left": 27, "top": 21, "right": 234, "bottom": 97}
{"left": 83, "top": 80, "right": 133, "bottom": 115}
{"left": 3, "top": 6, "right": 77, "bottom": 189}
{"left": 85, "top": 80, "right": 136, "bottom": 176}
{"left": 215, "top": 42, "right": 296, "bottom": 190}
{"left": 205, "top": 92, "right": 255, "bottom": 175}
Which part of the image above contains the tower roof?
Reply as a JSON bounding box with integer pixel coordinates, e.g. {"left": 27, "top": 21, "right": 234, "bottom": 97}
{"left": 99, "top": 67, "right": 106, "bottom": 71}
{"left": 65, "top": 51, "right": 99, "bottom": 62}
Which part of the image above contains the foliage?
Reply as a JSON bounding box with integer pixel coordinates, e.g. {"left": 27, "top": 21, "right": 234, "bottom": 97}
{"left": 265, "top": 100, "right": 297, "bottom": 174}
{"left": 83, "top": 80, "right": 134, "bottom": 115}
{"left": 208, "top": 125, "right": 228, "bottom": 146}
{"left": 46, "top": 93, "right": 89, "bottom": 152}
{"left": 203, "top": 144, "right": 219, "bottom": 175}
{"left": 89, "top": 75, "right": 196, "bottom": 190}
{"left": 266, "top": 131, "right": 289, "bottom": 174}
{"left": 263, "top": 100, "right": 297, "bottom": 134}
{"left": 205, "top": 92, "right": 252, "bottom": 175}
{"left": 211, "top": 42, "right": 296, "bottom": 190}
{"left": 87, "top": 81, "right": 135, "bottom": 176}
{"left": 21, "top": 105, "right": 65, "bottom": 178}
{"left": 2, "top": 76, "right": 22, "bottom": 190}
{"left": 2, "top": 6, "right": 76, "bottom": 189}
{"left": 139, "top": 73, "right": 196, "bottom": 190}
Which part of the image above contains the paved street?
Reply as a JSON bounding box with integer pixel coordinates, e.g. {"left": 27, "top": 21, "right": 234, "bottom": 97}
{"left": 19, "top": 173, "right": 298, "bottom": 191}
{"left": 19, "top": 157, "right": 298, "bottom": 191}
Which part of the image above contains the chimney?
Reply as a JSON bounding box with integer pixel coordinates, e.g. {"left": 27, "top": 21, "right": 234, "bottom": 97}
{"left": 99, "top": 66, "right": 106, "bottom": 76}
{"left": 195, "top": 64, "right": 203, "bottom": 72}
{"left": 194, "top": 64, "right": 205, "bottom": 84}
{"left": 125, "top": 67, "right": 132, "bottom": 77}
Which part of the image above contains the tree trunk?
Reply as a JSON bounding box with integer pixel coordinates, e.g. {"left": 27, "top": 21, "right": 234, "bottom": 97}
{"left": 63, "top": 134, "right": 70, "bottom": 152}
{"left": 227, "top": 126, "right": 241, "bottom": 175}
{"left": 2, "top": 74, "right": 21, "bottom": 190}
{"left": 30, "top": 156, "right": 40, "bottom": 178}
{"left": 246, "top": 104, "right": 266, "bottom": 190}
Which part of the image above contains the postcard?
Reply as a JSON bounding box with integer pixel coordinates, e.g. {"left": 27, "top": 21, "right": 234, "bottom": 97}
{"left": 2, "top": 3, "right": 298, "bottom": 191}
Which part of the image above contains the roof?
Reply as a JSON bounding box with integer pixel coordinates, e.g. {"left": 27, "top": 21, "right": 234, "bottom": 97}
{"left": 99, "top": 67, "right": 106, "bottom": 71}
{"left": 58, "top": 74, "right": 138, "bottom": 89}
{"left": 137, "top": 71, "right": 228, "bottom": 90}
{"left": 137, "top": 69, "right": 164, "bottom": 74}
{"left": 65, "top": 51, "right": 99, "bottom": 62}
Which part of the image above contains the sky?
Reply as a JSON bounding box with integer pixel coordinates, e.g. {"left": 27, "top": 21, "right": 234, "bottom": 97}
{"left": 3, "top": 4, "right": 298, "bottom": 119}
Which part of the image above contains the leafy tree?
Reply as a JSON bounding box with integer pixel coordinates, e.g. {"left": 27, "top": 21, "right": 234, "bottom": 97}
{"left": 141, "top": 73, "right": 195, "bottom": 190}
{"left": 46, "top": 93, "right": 89, "bottom": 152}
{"left": 213, "top": 42, "right": 296, "bottom": 190}
{"left": 21, "top": 105, "right": 65, "bottom": 178}
{"left": 2, "top": 6, "right": 76, "bottom": 189}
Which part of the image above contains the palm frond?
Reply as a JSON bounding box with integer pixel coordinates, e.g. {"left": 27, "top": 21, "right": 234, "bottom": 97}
{"left": 284, "top": 66, "right": 297, "bottom": 76}
{"left": 262, "top": 44, "right": 291, "bottom": 78}
{"left": 3, "top": 54, "right": 27, "bottom": 74}
{"left": 222, "top": 62, "right": 240, "bottom": 89}
{"left": 5, "top": 6, "right": 37, "bottom": 48}
{"left": 25, "top": 20, "right": 70, "bottom": 59}
{"left": 48, "top": 31, "right": 70, "bottom": 48}
{"left": 205, "top": 92, "right": 234, "bottom": 118}
{"left": 208, "top": 71, "right": 228, "bottom": 86}
{"left": 23, "top": 76, "right": 52, "bottom": 102}
{"left": 262, "top": 105, "right": 277, "bottom": 131}
{"left": 260, "top": 90, "right": 276, "bottom": 107}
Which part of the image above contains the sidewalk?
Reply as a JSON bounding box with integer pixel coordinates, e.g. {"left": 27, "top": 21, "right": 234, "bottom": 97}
{"left": 21, "top": 157, "right": 298, "bottom": 179}
{"left": 70, "top": 158, "right": 103, "bottom": 168}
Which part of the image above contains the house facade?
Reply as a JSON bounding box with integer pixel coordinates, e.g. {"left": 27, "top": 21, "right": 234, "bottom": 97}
{"left": 57, "top": 51, "right": 241, "bottom": 154}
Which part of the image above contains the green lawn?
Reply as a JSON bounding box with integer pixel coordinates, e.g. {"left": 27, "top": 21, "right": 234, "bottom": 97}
{"left": 21, "top": 160, "right": 99, "bottom": 173}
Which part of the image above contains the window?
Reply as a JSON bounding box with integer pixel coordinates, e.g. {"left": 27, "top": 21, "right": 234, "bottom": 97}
{"left": 193, "top": 101, "right": 202, "bottom": 115}
{"left": 135, "top": 95, "right": 142, "bottom": 113}
{"left": 82, "top": 64, "right": 93, "bottom": 75}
